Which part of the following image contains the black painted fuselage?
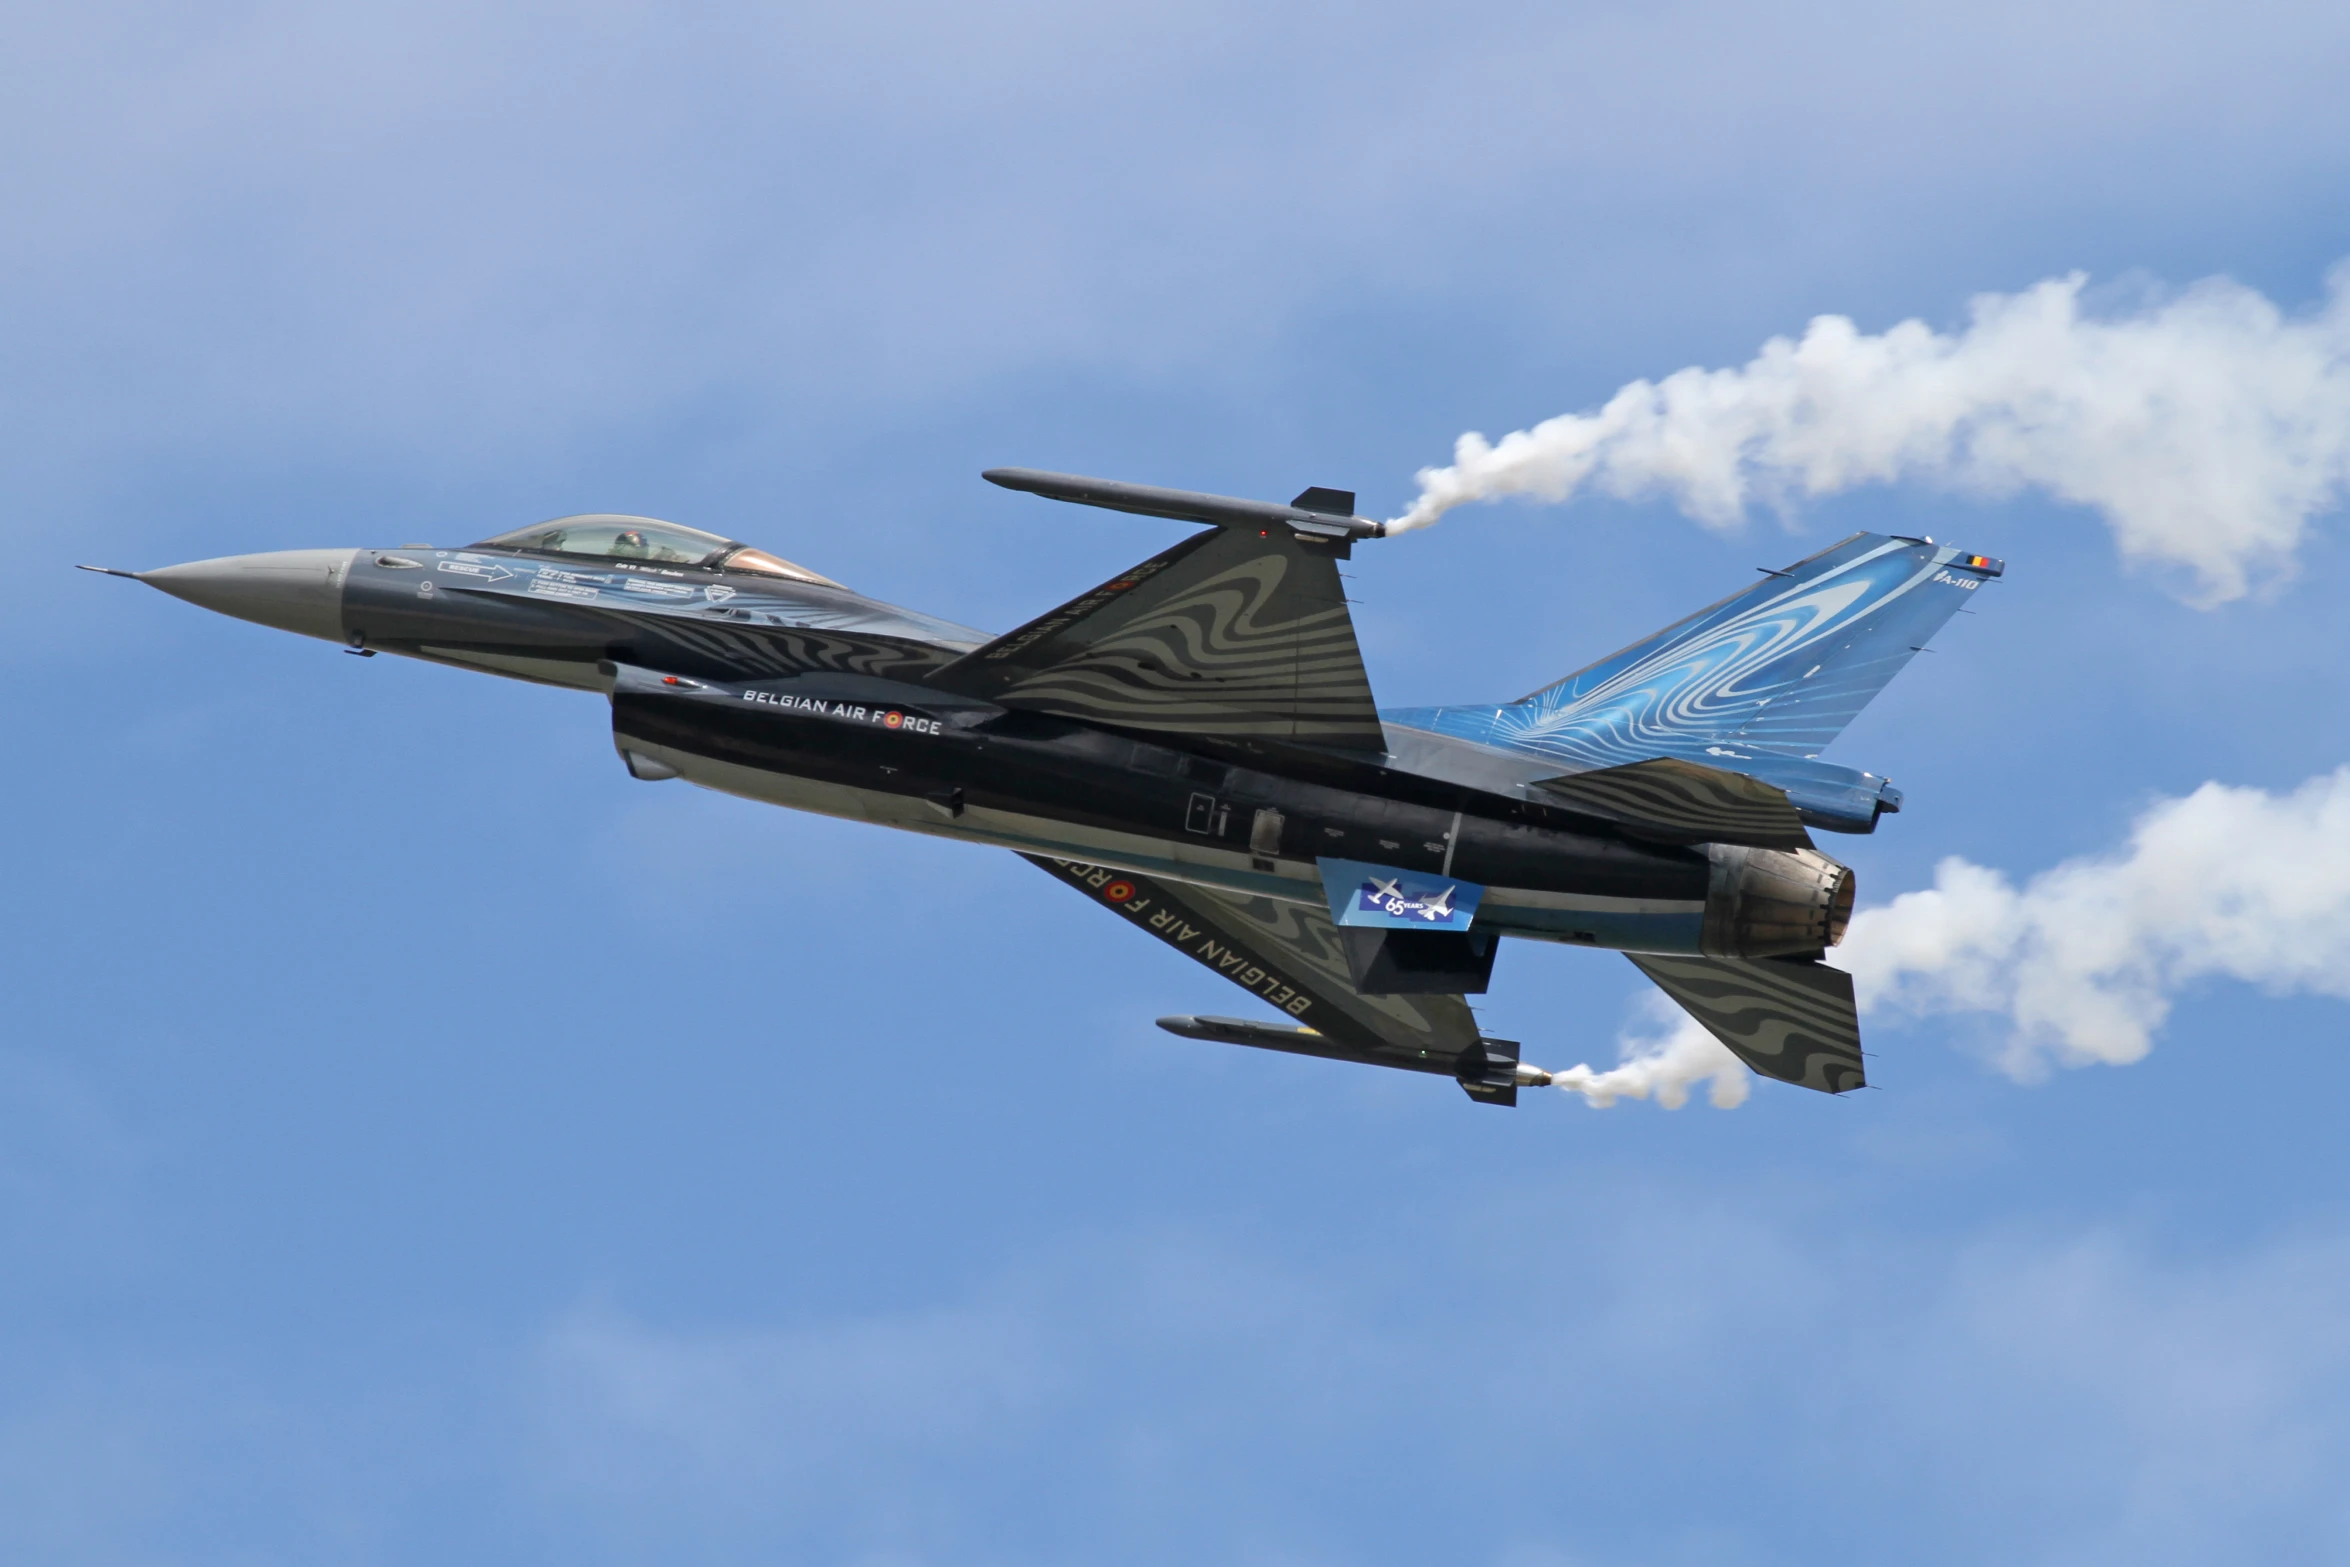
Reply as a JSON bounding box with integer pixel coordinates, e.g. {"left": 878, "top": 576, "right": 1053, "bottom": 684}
{"left": 325, "top": 540, "right": 1721, "bottom": 952}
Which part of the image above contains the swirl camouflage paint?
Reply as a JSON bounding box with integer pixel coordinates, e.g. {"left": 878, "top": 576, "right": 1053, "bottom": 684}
{"left": 1383, "top": 533, "right": 2000, "bottom": 772}
{"left": 112, "top": 477, "right": 2004, "bottom": 1104}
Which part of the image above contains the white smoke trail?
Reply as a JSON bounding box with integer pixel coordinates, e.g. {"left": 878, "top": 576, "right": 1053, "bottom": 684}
{"left": 1837, "top": 766, "right": 2350, "bottom": 1079}
{"left": 1560, "top": 766, "right": 2350, "bottom": 1106}
{"left": 1551, "top": 995, "right": 1748, "bottom": 1109}
{"left": 1394, "top": 266, "right": 2350, "bottom": 603}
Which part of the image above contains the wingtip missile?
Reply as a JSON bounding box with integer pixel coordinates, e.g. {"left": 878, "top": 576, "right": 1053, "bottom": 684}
{"left": 983, "top": 467, "right": 1385, "bottom": 541}
{"left": 1156, "top": 1014, "right": 1557, "bottom": 1098}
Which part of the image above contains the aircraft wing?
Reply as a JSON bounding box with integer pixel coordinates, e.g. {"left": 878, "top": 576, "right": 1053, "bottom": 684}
{"left": 1022, "top": 855, "right": 1531, "bottom": 1103}
{"left": 928, "top": 521, "right": 1386, "bottom": 751}
{"left": 1625, "top": 952, "right": 1866, "bottom": 1094}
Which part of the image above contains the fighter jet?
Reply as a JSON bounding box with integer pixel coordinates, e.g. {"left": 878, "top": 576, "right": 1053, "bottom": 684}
{"left": 89, "top": 468, "right": 2002, "bottom": 1105}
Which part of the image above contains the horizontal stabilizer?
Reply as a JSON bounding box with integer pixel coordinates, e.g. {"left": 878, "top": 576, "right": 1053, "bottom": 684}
{"left": 1533, "top": 757, "right": 1812, "bottom": 850}
{"left": 1627, "top": 952, "right": 1864, "bottom": 1094}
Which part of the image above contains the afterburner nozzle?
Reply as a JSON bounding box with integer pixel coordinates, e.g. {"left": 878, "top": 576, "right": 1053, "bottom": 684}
{"left": 1512, "top": 1062, "right": 1555, "bottom": 1088}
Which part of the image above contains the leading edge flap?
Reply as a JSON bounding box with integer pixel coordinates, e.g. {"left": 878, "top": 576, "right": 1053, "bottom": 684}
{"left": 925, "top": 524, "right": 1386, "bottom": 750}
{"left": 1626, "top": 951, "right": 1865, "bottom": 1095}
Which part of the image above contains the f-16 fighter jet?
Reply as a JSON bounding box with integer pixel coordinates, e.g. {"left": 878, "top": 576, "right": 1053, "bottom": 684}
{"left": 91, "top": 469, "right": 2002, "bottom": 1106}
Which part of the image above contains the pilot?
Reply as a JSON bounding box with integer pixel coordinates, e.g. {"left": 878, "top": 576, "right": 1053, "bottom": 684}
{"left": 611, "top": 529, "right": 649, "bottom": 558}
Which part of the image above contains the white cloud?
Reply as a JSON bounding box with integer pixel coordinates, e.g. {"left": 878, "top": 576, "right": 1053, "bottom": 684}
{"left": 524, "top": 1248, "right": 1386, "bottom": 1559}
{"left": 12, "top": 0, "right": 2350, "bottom": 486}
{"left": 1395, "top": 267, "right": 2350, "bottom": 603}
{"left": 535, "top": 1296, "right": 1058, "bottom": 1521}
{"left": 514, "top": 1219, "right": 2350, "bottom": 1565}
{"left": 12, "top": 1203, "right": 2350, "bottom": 1562}
{"left": 1846, "top": 1228, "right": 2350, "bottom": 1558}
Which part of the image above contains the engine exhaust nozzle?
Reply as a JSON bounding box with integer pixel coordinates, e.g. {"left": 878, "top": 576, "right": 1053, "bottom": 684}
{"left": 1700, "top": 844, "right": 1856, "bottom": 958}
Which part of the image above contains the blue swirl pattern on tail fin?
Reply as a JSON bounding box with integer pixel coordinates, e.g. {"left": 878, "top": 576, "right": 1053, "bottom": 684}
{"left": 1385, "top": 533, "right": 1999, "bottom": 775}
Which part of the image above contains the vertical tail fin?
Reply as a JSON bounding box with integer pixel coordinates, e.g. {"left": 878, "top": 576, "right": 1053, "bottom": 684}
{"left": 1387, "top": 533, "right": 2001, "bottom": 770}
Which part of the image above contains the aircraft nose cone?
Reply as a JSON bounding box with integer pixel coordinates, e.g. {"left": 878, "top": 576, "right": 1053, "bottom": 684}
{"left": 139, "top": 548, "right": 358, "bottom": 642}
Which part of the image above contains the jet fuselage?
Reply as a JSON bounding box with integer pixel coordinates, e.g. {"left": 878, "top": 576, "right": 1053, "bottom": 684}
{"left": 139, "top": 538, "right": 1745, "bottom": 957}
{"left": 113, "top": 468, "right": 1986, "bottom": 1102}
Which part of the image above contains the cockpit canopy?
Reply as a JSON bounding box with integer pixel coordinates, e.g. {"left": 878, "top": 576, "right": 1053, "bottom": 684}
{"left": 473, "top": 514, "right": 843, "bottom": 588}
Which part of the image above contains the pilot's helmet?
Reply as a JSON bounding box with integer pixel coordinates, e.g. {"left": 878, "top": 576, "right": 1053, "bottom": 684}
{"left": 612, "top": 530, "right": 648, "bottom": 557}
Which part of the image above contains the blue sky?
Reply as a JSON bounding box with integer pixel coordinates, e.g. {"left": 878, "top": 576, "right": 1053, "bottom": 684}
{"left": 10, "top": 3, "right": 2350, "bottom": 1562}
